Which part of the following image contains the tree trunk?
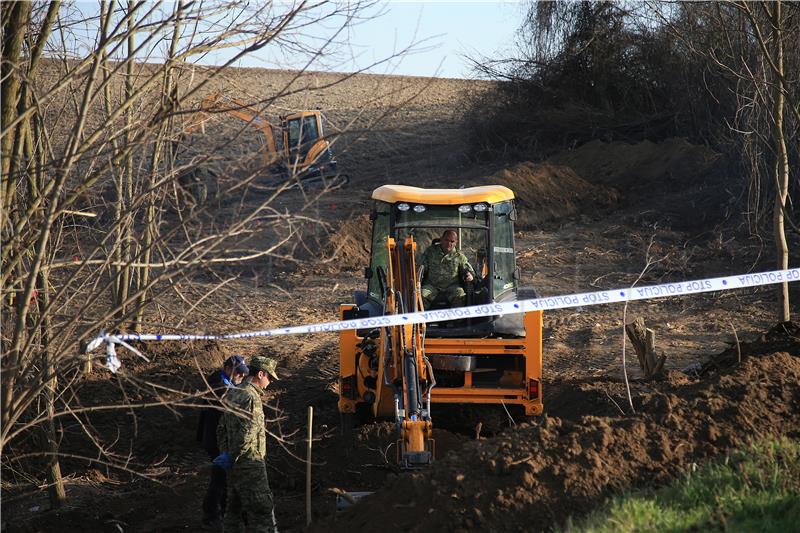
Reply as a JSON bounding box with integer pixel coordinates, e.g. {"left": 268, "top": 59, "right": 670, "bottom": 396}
{"left": 120, "top": 1, "right": 136, "bottom": 317}
{"left": 38, "top": 269, "right": 67, "bottom": 507}
{"left": 133, "top": 1, "right": 184, "bottom": 331}
{"left": 770, "top": 0, "right": 791, "bottom": 322}
{"left": 1, "top": 1, "right": 31, "bottom": 211}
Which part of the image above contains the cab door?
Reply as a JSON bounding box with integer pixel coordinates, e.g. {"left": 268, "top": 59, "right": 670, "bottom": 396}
{"left": 491, "top": 200, "right": 517, "bottom": 301}
{"left": 283, "top": 112, "right": 323, "bottom": 171}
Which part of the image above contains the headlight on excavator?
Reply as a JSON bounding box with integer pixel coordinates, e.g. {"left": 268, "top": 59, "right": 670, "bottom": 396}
{"left": 458, "top": 204, "right": 472, "bottom": 213}
{"left": 413, "top": 205, "right": 426, "bottom": 213}
{"left": 473, "top": 203, "right": 488, "bottom": 212}
{"left": 397, "top": 203, "right": 410, "bottom": 212}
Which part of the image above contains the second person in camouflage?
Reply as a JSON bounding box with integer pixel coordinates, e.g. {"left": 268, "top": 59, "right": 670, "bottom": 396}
{"left": 216, "top": 356, "right": 280, "bottom": 533}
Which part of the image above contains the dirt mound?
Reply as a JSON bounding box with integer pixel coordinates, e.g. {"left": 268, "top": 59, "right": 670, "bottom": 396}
{"left": 491, "top": 162, "right": 619, "bottom": 227}
{"left": 312, "top": 213, "right": 371, "bottom": 273}
{"left": 328, "top": 322, "right": 800, "bottom": 532}
{"left": 702, "top": 321, "right": 799, "bottom": 374}
{"left": 549, "top": 137, "right": 729, "bottom": 232}
{"left": 552, "top": 137, "right": 722, "bottom": 189}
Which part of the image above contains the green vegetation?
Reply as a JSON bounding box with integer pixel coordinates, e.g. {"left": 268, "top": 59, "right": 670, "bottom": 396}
{"left": 562, "top": 437, "right": 800, "bottom": 533}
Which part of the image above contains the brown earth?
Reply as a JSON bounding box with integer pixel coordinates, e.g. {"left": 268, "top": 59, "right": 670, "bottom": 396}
{"left": 5, "top": 64, "right": 800, "bottom": 533}
{"left": 326, "top": 323, "right": 800, "bottom": 533}
{"left": 490, "top": 162, "right": 620, "bottom": 228}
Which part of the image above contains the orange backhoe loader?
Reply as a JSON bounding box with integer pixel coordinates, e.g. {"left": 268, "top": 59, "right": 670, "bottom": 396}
{"left": 183, "top": 92, "right": 344, "bottom": 185}
{"left": 338, "top": 185, "right": 543, "bottom": 468}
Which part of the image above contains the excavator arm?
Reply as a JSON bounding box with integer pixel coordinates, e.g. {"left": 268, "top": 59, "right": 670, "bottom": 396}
{"left": 382, "top": 235, "right": 435, "bottom": 468}
{"left": 183, "top": 92, "right": 280, "bottom": 167}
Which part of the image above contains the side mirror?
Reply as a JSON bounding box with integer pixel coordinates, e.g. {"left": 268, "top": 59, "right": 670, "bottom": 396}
{"left": 369, "top": 209, "right": 377, "bottom": 221}
{"left": 509, "top": 208, "right": 518, "bottom": 221}
{"left": 513, "top": 267, "right": 521, "bottom": 281}
{"left": 364, "top": 267, "right": 373, "bottom": 279}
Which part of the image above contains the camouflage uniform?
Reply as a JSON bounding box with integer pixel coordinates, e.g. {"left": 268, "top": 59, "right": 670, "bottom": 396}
{"left": 217, "top": 358, "right": 279, "bottom": 533}
{"left": 420, "top": 243, "right": 475, "bottom": 309}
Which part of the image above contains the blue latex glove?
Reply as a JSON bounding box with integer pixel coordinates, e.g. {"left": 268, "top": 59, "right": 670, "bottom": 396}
{"left": 212, "top": 452, "right": 232, "bottom": 470}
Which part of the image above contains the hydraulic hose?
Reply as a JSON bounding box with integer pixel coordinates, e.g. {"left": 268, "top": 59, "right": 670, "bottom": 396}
{"left": 404, "top": 351, "right": 420, "bottom": 417}
{"left": 423, "top": 356, "right": 436, "bottom": 420}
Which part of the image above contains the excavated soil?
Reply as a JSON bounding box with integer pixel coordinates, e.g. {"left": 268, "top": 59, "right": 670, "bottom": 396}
{"left": 490, "top": 162, "right": 620, "bottom": 227}
{"left": 5, "top": 64, "right": 800, "bottom": 533}
{"left": 551, "top": 137, "right": 727, "bottom": 232}
{"left": 326, "top": 323, "right": 800, "bottom": 532}
{"left": 317, "top": 214, "right": 372, "bottom": 272}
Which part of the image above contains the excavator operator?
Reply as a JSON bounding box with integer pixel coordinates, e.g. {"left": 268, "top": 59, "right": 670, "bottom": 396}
{"left": 420, "top": 229, "right": 475, "bottom": 310}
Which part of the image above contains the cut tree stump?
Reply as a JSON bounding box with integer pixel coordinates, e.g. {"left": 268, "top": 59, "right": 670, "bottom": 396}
{"left": 625, "top": 317, "right": 666, "bottom": 379}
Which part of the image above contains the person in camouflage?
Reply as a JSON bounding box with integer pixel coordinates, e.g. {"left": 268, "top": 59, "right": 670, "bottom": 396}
{"left": 216, "top": 356, "right": 280, "bottom": 533}
{"left": 197, "top": 356, "right": 249, "bottom": 530}
{"left": 419, "top": 229, "right": 475, "bottom": 309}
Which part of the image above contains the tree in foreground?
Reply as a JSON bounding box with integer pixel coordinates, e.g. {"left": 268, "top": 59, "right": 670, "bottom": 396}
{"left": 0, "top": 0, "right": 410, "bottom": 508}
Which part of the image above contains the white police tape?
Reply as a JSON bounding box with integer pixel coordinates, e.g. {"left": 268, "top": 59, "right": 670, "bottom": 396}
{"left": 86, "top": 267, "right": 799, "bottom": 372}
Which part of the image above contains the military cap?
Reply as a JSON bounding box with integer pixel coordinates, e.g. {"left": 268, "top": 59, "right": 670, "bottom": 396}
{"left": 249, "top": 355, "right": 279, "bottom": 380}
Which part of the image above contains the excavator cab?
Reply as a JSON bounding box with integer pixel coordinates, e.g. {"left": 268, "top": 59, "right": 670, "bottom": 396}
{"left": 282, "top": 111, "right": 337, "bottom": 179}
{"left": 362, "top": 186, "right": 527, "bottom": 337}
{"left": 338, "top": 185, "right": 543, "bottom": 469}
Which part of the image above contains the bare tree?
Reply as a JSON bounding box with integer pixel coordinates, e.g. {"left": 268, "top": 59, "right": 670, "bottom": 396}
{"left": 753, "top": 0, "right": 792, "bottom": 321}
{"left": 468, "top": 0, "right": 798, "bottom": 320}
{"left": 658, "top": 0, "right": 798, "bottom": 321}
{"left": 1, "top": 0, "right": 421, "bottom": 508}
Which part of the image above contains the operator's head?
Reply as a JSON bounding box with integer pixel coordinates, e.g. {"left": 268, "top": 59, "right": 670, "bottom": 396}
{"left": 440, "top": 230, "right": 457, "bottom": 253}
{"left": 248, "top": 355, "right": 279, "bottom": 389}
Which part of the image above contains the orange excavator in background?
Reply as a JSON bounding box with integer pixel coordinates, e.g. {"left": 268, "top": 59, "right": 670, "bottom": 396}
{"left": 181, "top": 92, "right": 345, "bottom": 187}
{"left": 338, "top": 185, "right": 543, "bottom": 468}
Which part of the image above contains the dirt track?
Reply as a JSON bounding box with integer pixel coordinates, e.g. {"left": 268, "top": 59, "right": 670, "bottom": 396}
{"left": 6, "top": 65, "right": 800, "bottom": 532}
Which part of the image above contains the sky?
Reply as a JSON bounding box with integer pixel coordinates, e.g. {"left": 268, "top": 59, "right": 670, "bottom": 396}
{"left": 210, "top": 1, "right": 528, "bottom": 79}
{"left": 67, "top": 1, "right": 526, "bottom": 80}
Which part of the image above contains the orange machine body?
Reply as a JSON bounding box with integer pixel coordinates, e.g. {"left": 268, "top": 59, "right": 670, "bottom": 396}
{"left": 338, "top": 185, "right": 543, "bottom": 467}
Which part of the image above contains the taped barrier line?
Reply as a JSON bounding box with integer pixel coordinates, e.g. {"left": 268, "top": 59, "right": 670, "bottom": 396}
{"left": 86, "top": 267, "right": 800, "bottom": 372}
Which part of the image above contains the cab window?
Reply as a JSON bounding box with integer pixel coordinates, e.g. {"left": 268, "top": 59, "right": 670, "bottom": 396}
{"left": 287, "top": 116, "right": 319, "bottom": 152}
{"left": 493, "top": 200, "right": 516, "bottom": 297}
{"left": 367, "top": 202, "right": 391, "bottom": 302}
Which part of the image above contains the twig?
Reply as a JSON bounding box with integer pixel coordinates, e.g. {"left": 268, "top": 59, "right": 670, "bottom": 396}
{"left": 729, "top": 320, "right": 742, "bottom": 364}
{"left": 604, "top": 390, "right": 626, "bottom": 416}
{"left": 509, "top": 454, "right": 534, "bottom": 466}
{"left": 500, "top": 400, "right": 516, "bottom": 427}
{"left": 306, "top": 406, "right": 313, "bottom": 527}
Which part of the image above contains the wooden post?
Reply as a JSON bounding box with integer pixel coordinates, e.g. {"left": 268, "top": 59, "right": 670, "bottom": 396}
{"left": 625, "top": 317, "right": 666, "bottom": 379}
{"left": 306, "top": 406, "right": 313, "bottom": 527}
